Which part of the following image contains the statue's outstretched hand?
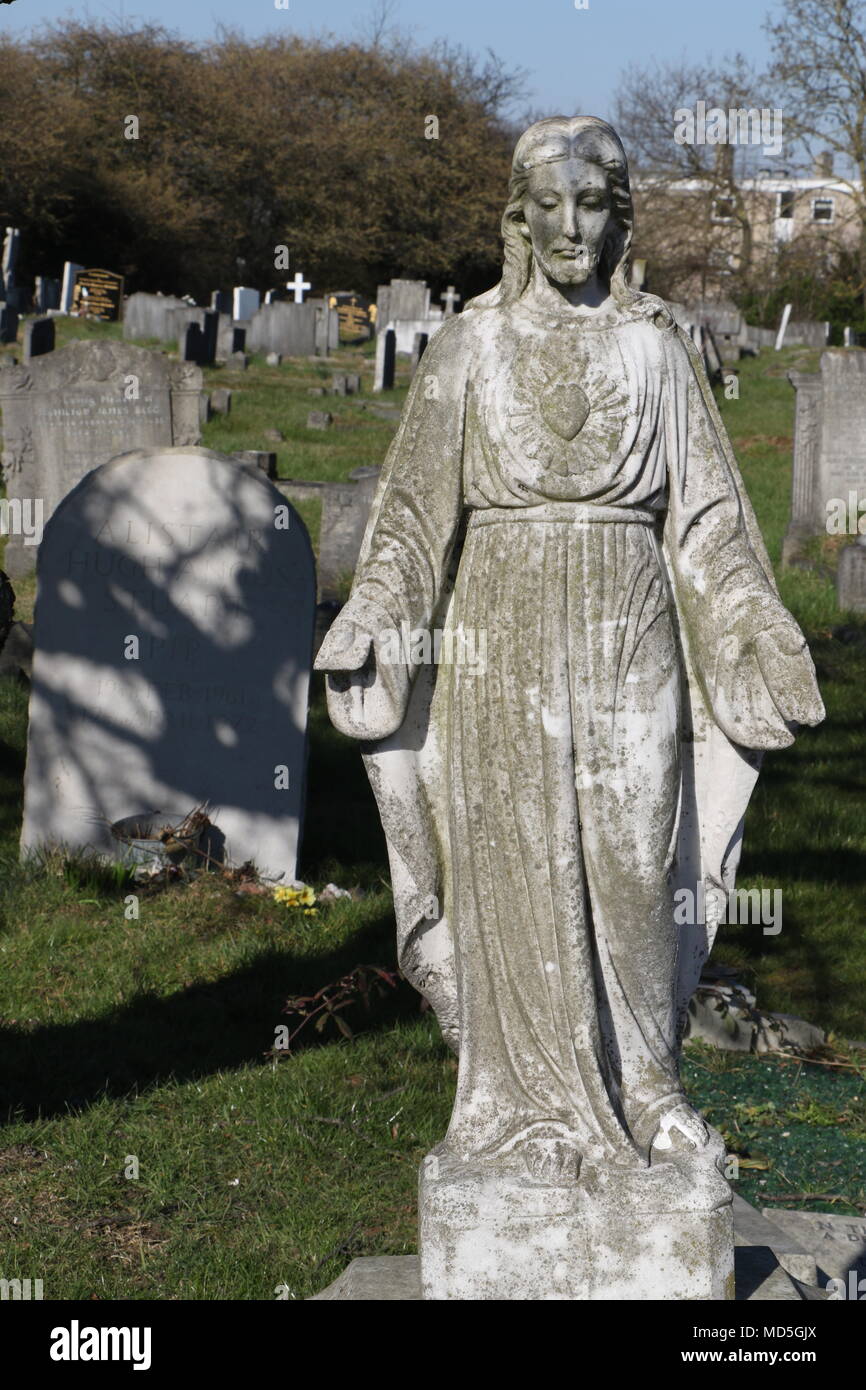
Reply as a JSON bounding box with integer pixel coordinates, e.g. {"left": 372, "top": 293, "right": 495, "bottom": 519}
{"left": 314, "top": 617, "right": 374, "bottom": 673}
{"left": 752, "top": 621, "right": 825, "bottom": 728}
{"left": 711, "top": 616, "right": 825, "bottom": 749}
{"left": 314, "top": 612, "right": 410, "bottom": 742}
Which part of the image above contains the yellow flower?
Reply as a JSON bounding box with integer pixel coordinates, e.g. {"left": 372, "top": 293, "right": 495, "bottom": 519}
{"left": 273, "top": 882, "right": 318, "bottom": 909}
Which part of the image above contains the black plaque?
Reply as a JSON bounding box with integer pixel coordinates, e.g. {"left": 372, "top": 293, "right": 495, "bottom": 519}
{"left": 73, "top": 268, "right": 124, "bottom": 322}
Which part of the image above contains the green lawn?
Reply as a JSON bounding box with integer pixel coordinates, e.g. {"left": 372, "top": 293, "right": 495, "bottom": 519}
{"left": 0, "top": 326, "right": 863, "bottom": 1298}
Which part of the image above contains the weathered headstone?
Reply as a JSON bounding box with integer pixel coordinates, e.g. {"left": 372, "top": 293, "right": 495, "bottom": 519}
{"left": 216, "top": 317, "right": 246, "bottom": 359}
{"left": 229, "top": 351, "right": 249, "bottom": 371}
{"left": 376, "top": 278, "right": 432, "bottom": 330}
{"left": 0, "top": 342, "right": 202, "bottom": 577}
{"left": 265, "top": 352, "right": 282, "bottom": 367}
{"left": 762, "top": 1210, "right": 866, "bottom": 1286}
{"left": 232, "top": 286, "right": 260, "bottom": 321}
{"left": 307, "top": 410, "right": 333, "bottom": 430}
{"left": 211, "top": 387, "right": 232, "bottom": 414}
{"left": 23, "top": 317, "right": 55, "bottom": 360}
{"left": 21, "top": 447, "right": 315, "bottom": 883}
{"left": 837, "top": 541, "right": 866, "bottom": 612}
{"left": 784, "top": 351, "right": 866, "bottom": 565}
{"left": 73, "top": 268, "right": 124, "bottom": 322}
{"left": 317, "top": 467, "right": 381, "bottom": 601}
{"left": 211, "top": 290, "right": 232, "bottom": 315}
{"left": 373, "top": 326, "right": 396, "bottom": 391}
{"left": 247, "top": 301, "right": 319, "bottom": 358}
{"left": 123, "top": 293, "right": 191, "bottom": 342}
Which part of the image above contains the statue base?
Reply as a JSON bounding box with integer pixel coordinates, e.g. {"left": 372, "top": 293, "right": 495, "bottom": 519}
{"left": 418, "top": 1148, "right": 734, "bottom": 1301}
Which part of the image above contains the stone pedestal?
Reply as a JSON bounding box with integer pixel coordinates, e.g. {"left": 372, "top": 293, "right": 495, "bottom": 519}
{"left": 418, "top": 1148, "right": 733, "bottom": 1301}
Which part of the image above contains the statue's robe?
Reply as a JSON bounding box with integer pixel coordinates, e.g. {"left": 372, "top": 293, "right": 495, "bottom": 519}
{"left": 316, "top": 295, "right": 823, "bottom": 1167}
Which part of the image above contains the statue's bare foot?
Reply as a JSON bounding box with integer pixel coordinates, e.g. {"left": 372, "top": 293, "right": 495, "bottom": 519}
{"left": 650, "top": 1103, "right": 708, "bottom": 1161}
{"left": 522, "top": 1136, "right": 582, "bottom": 1185}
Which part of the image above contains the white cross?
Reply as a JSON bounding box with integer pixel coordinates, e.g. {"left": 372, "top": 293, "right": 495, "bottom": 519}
{"left": 440, "top": 284, "right": 461, "bottom": 314}
{"left": 288, "top": 271, "right": 312, "bottom": 303}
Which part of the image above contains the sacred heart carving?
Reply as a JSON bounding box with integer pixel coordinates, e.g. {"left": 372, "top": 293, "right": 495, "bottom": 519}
{"left": 539, "top": 381, "right": 591, "bottom": 441}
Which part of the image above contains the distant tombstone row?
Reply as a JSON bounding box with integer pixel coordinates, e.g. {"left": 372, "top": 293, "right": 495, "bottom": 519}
{"left": 0, "top": 340, "right": 202, "bottom": 577}
{"left": 784, "top": 350, "right": 866, "bottom": 569}
{"left": 20, "top": 446, "right": 315, "bottom": 885}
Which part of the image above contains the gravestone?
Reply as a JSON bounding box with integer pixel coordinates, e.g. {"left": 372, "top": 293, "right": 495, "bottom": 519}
{"left": 211, "top": 290, "right": 231, "bottom": 315}
{"left": 217, "top": 319, "right": 246, "bottom": 359}
{"left": 23, "top": 318, "right": 55, "bottom": 360}
{"left": 73, "top": 268, "right": 124, "bottom": 322}
{"left": 21, "top": 447, "right": 315, "bottom": 884}
{"left": 307, "top": 411, "right": 333, "bottom": 430}
{"left": 317, "top": 466, "right": 381, "bottom": 601}
{"left": 784, "top": 351, "right": 866, "bottom": 565}
{"left": 182, "top": 310, "right": 218, "bottom": 366}
{"left": 123, "top": 293, "right": 189, "bottom": 342}
{"left": 837, "top": 541, "right": 866, "bottom": 612}
{"left": 34, "top": 277, "right": 61, "bottom": 313}
{"left": 211, "top": 387, "right": 232, "bottom": 414}
{"left": 373, "top": 327, "right": 396, "bottom": 391}
{"left": 313, "top": 304, "right": 340, "bottom": 355}
{"left": 247, "top": 301, "right": 319, "bottom": 357}
{"left": 440, "top": 285, "right": 461, "bottom": 315}
{"left": 265, "top": 352, "right": 282, "bottom": 367}
{"left": 0, "top": 341, "right": 202, "bottom": 577}
{"left": 376, "top": 278, "right": 432, "bottom": 330}
{"left": 0, "top": 304, "right": 19, "bottom": 345}
{"left": 232, "top": 286, "right": 260, "bottom": 321}
{"left": 761, "top": 1210, "right": 866, "bottom": 1286}
{"left": 330, "top": 292, "right": 373, "bottom": 343}
{"left": 232, "top": 450, "right": 278, "bottom": 479}
{"left": 60, "top": 262, "right": 84, "bottom": 314}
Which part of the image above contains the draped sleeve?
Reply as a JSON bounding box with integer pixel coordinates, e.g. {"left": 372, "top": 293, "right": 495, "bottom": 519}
{"left": 662, "top": 327, "right": 824, "bottom": 751}
{"left": 314, "top": 315, "right": 469, "bottom": 741}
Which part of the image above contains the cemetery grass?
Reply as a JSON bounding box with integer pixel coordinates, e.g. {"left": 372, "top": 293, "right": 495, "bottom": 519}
{"left": 0, "top": 336, "right": 864, "bottom": 1295}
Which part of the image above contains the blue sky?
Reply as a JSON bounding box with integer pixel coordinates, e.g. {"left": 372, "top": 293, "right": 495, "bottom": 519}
{"left": 1, "top": 0, "right": 781, "bottom": 121}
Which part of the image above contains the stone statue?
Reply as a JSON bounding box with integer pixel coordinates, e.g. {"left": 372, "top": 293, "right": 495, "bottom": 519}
{"left": 314, "top": 116, "right": 824, "bottom": 1300}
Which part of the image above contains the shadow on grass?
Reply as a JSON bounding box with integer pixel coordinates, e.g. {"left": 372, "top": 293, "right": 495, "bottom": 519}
{"left": 0, "top": 912, "right": 424, "bottom": 1124}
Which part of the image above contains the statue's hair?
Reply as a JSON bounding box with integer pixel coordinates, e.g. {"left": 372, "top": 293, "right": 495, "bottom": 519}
{"left": 466, "top": 115, "right": 641, "bottom": 312}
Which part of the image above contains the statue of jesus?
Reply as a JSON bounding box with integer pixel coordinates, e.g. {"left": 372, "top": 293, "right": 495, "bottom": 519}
{"left": 314, "top": 116, "right": 824, "bottom": 1300}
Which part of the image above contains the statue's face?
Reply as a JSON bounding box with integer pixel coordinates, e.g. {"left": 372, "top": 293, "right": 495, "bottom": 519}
{"left": 520, "top": 157, "right": 613, "bottom": 287}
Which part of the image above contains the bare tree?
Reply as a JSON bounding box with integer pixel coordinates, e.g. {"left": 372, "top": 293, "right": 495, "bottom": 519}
{"left": 764, "top": 0, "right": 866, "bottom": 302}
{"left": 613, "top": 55, "right": 767, "bottom": 302}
